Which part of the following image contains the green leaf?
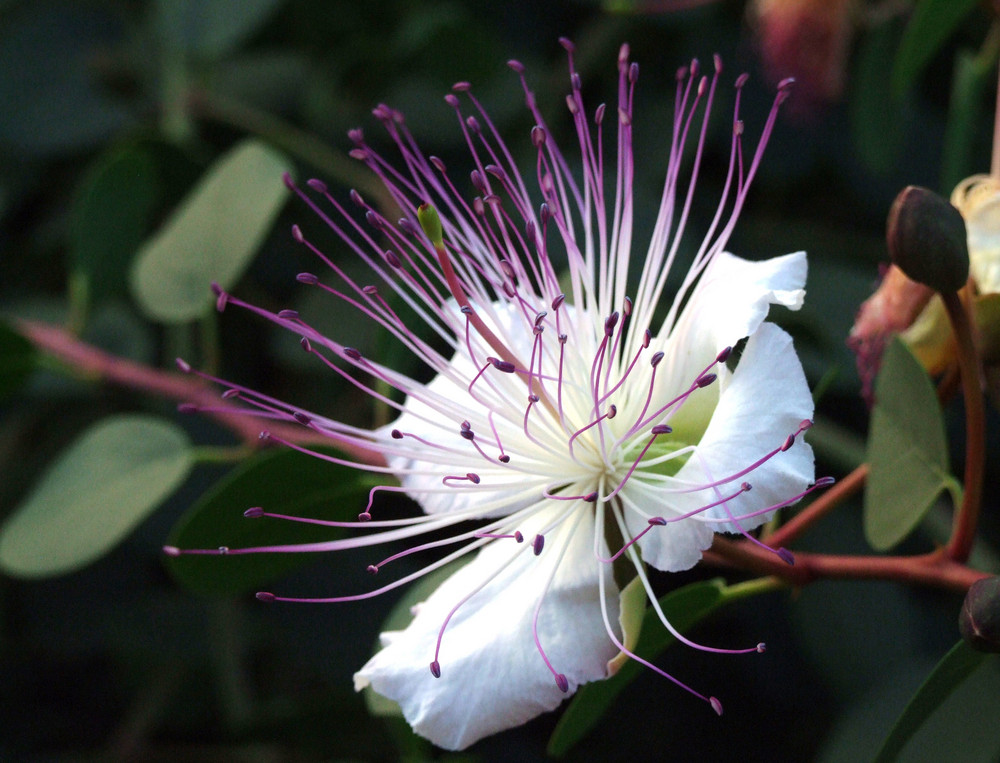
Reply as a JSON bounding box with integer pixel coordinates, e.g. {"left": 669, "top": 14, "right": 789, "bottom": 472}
{"left": 129, "top": 139, "right": 292, "bottom": 323}
{"left": 156, "top": 0, "right": 284, "bottom": 59}
{"left": 547, "top": 577, "right": 774, "bottom": 757}
{"left": 891, "top": 0, "right": 981, "bottom": 99}
{"left": 864, "top": 337, "right": 956, "bottom": 550}
{"left": 852, "top": 20, "right": 905, "bottom": 175}
{"left": 165, "top": 447, "right": 371, "bottom": 596}
{"left": 71, "top": 145, "right": 161, "bottom": 305}
{"left": 0, "top": 415, "right": 193, "bottom": 577}
{"left": 940, "top": 49, "right": 993, "bottom": 194}
{"left": 874, "top": 641, "right": 988, "bottom": 762}
{"left": 0, "top": 320, "right": 37, "bottom": 400}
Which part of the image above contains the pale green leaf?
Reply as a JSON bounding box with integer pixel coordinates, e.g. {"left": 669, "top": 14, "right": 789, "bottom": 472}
{"left": 892, "top": 0, "right": 981, "bottom": 98}
{"left": 130, "top": 139, "right": 292, "bottom": 323}
{"left": 0, "top": 415, "right": 192, "bottom": 577}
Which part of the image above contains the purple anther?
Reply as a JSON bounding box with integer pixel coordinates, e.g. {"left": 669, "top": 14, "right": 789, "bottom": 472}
{"left": 650, "top": 351, "right": 665, "bottom": 367}
{"left": 690, "top": 58, "right": 700, "bottom": 77}
{"left": 358, "top": 512, "right": 372, "bottom": 522}
{"left": 629, "top": 62, "right": 639, "bottom": 83}
{"left": 300, "top": 337, "right": 312, "bottom": 352}
{"left": 552, "top": 293, "right": 566, "bottom": 310}
{"left": 444, "top": 93, "right": 460, "bottom": 107}
{"left": 777, "top": 548, "right": 795, "bottom": 565}
{"left": 643, "top": 329, "right": 652, "bottom": 348}
{"left": 471, "top": 170, "right": 487, "bottom": 193}
{"left": 291, "top": 224, "right": 304, "bottom": 243}
{"left": 756, "top": 643, "right": 766, "bottom": 653}
{"left": 293, "top": 412, "right": 311, "bottom": 426}
{"left": 735, "top": 72, "right": 750, "bottom": 89}
{"left": 555, "top": 674, "right": 569, "bottom": 692}
{"left": 177, "top": 403, "right": 197, "bottom": 414}
{"left": 466, "top": 473, "right": 481, "bottom": 484}
{"left": 244, "top": 507, "right": 264, "bottom": 518}
{"left": 780, "top": 433, "right": 795, "bottom": 452}
{"left": 430, "top": 156, "right": 446, "bottom": 172}
{"left": 162, "top": 546, "right": 180, "bottom": 557}
{"left": 349, "top": 189, "right": 365, "bottom": 207}
{"left": 365, "top": 210, "right": 380, "bottom": 228}
{"left": 716, "top": 346, "right": 732, "bottom": 363}
{"left": 649, "top": 517, "right": 667, "bottom": 526}
{"left": 676, "top": 66, "right": 687, "bottom": 82}
{"left": 734, "top": 120, "right": 745, "bottom": 137}
{"left": 306, "top": 178, "right": 328, "bottom": 193}
{"left": 490, "top": 358, "right": 516, "bottom": 374}
{"left": 713, "top": 53, "right": 723, "bottom": 73}
{"left": 800, "top": 419, "right": 814, "bottom": 430}
{"left": 461, "top": 420, "right": 472, "bottom": 430}
{"left": 507, "top": 59, "right": 525, "bottom": 73}
{"left": 214, "top": 289, "right": 228, "bottom": 313}
{"left": 604, "top": 312, "right": 619, "bottom": 335}
{"left": 371, "top": 103, "right": 391, "bottom": 120}
{"left": 384, "top": 250, "right": 401, "bottom": 268}
{"left": 559, "top": 334, "right": 568, "bottom": 344}
{"left": 429, "top": 661, "right": 442, "bottom": 678}
{"left": 398, "top": 218, "right": 417, "bottom": 235}
{"left": 741, "top": 482, "right": 752, "bottom": 492}
{"left": 607, "top": 404, "right": 617, "bottom": 419}
{"left": 595, "top": 103, "right": 606, "bottom": 124}
{"left": 651, "top": 424, "right": 672, "bottom": 435}
{"left": 618, "top": 106, "right": 631, "bottom": 126}
{"left": 466, "top": 115, "right": 481, "bottom": 133}
{"left": 256, "top": 592, "right": 276, "bottom": 602}
{"left": 258, "top": 431, "right": 272, "bottom": 442}
{"left": 460, "top": 429, "right": 475, "bottom": 441}
{"left": 531, "top": 126, "right": 546, "bottom": 147}
{"left": 816, "top": 476, "right": 836, "bottom": 488}
{"left": 297, "top": 272, "right": 319, "bottom": 285}
{"left": 277, "top": 309, "right": 299, "bottom": 320}
{"left": 498, "top": 260, "right": 515, "bottom": 280}
{"left": 514, "top": 531, "right": 524, "bottom": 542}
{"left": 619, "top": 43, "right": 630, "bottom": 64}
{"left": 696, "top": 373, "right": 717, "bottom": 388}
{"left": 571, "top": 72, "right": 582, "bottom": 91}
{"left": 221, "top": 388, "right": 240, "bottom": 399}
{"left": 343, "top": 347, "right": 362, "bottom": 361}
{"left": 532, "top": 534, "right": 545, "bottom": 555}
{"left": 460, "top": 305, "right": 474, "bottom": 315}
{"left": 452, "top": 80, "right": 471, "bottom": 92}
{"left": 777, "top": 76, "right": 795, "bottom": 91}
{"left": 367, "top": 565, "right": 378, "bottom": 575}
{"left": 540, "top": 203, "right": 550, "bottom": 224}
{"left": 528, "top": 394, "right": 539, "bottom": 404}
{"left": 347, "top": 127, "right": 364, "bottom": 144}
{"left": 559, "top": 36, "right": 574, "bottom": 52}
{"left": 486, "top": 164, "right": 505, "bottom": 180}
{"left": 391, "top": 429, "right": 403, "bottom": 439}
{"left": 499, "top": 455, "right": 510, "bottom": 463}
{"left": 218, "top": 546, "right": 229, "bottom": 554}
{"left": 623, "top": 296, "right": 633, "bottom": 316}
{"left": 583, "top": 492, "right": 598, "bottom": 503}
{"left": 474, "top": 197, "right": 486, "bottom": 217}
{"left": 710, "top": 697, "right": 724, "bottom": 716}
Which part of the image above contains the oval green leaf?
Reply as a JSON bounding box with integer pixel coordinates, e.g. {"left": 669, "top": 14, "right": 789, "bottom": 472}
{"left": 0, "top": 415, "right": 193, "bottom": 577}
{"left": 130, "top": 139, "right": 292, "bottom": 323}
{"left": 864, "top": 337, "right": 956, "bottom": 550}
{"left": 165, "top": 447, "right": 372, "bottom": 596}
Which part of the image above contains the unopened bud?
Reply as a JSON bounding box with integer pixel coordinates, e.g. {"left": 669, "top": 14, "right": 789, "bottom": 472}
{"left": 887, "top": 186, "right": 969, "bottom": 293}
{"left": 959, "top": 576, "right": 1000, "bottom": 653}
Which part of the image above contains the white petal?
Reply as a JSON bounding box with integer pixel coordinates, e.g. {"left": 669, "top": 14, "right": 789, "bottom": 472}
{"left": 632, "top": 323, "right": 814, "bottom": 571}
{"left": 354, "top": 507, "right": 619, "bottom": 750}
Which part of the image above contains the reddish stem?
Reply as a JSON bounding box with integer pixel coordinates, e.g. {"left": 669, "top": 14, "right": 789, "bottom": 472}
{"left": 763, "top": 463, "right": 868, "bottom": 548}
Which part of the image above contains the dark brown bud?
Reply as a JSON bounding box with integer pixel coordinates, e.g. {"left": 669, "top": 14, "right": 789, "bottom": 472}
{"left": 887, "top": 186, "right": 969, "bottom": 293}
{"left": 959, "top": 577, "right": 1000, "bottom": 653}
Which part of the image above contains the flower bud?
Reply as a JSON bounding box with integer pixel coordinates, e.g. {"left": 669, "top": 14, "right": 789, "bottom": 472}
{"left": 887, "top": 186, "right": 969, "bottom": 293}
{"left": 958, "top": 576, "right": 1000, "bottom": 653}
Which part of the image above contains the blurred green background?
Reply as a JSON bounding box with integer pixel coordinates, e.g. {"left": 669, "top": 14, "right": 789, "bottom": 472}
{"left": 2, "top": 0, "right": 999, "bottom": 760}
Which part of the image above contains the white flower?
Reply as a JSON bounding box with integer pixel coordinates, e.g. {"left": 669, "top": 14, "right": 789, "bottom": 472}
{"left": 169, "top": 40, "right": 816, "bottom": 751}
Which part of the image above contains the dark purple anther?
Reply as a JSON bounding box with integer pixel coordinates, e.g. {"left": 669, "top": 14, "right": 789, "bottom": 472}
{"left": 452, "top": 80, "right": 471, "bottom": 92}
{"left": 244, "top": 507, "right": 264, "bottom": 518}
{"left": 176, "top": 358, "right": 192, "bottom": 373}
{"left": 540, "top": 203, "right": 550, "bottom": 224}
{"left": 306, "top": 178, "right": 327, "bottom": 193}
{"left": 398, "top": 218, "right": 417, "bottom": 235}
{"left": 651, "top": 424, "right": 672, "bottom": 435}
{"left": 604, "top": 312, "right": 619, "bottom": 335}
{"left": 696, "top": 373, "right": 717, "bottom": 388}
{"left": 780, "top": 434, "right": 795, "bottom": 452}
{"left": 490, "top": 358, "right": 516, "bottom": 374}
{"left": 444, "top": 93, "right": 460, "bottom": 108}
{"left": 513, "top": 531, "right": 523, "bottom": 542}
{"left": 507, "top": 59, "right": 525, "bottom": 73}
{"left": 221, "top": 389, "right": 240, "bottom": 399}
{"left": 461, "top": 420, "right": 472, "bottom": 430}
{"left": 486, "top": 164, "right": 505, "bottom": 180}
{"left": 552, "top": 293, "right": 566, "bottom": 310}
{"left": 629, "top": 62, "right": 639, "bottom": 83}
{"left": 214, "top": 287, "right": 228, "bottom": 312}
{"left": 461, "top": 429, "right": 475, "bottom": 441}
{"left": 649, "top": 517, "right": 667, "bottom": 526}
{"left": 777, "top": 548, "right": 795, "bottom": 565}
{"left": 343, "top": 347, "right": 362, "bottom": 361}
{"left": 595, "top": 103, "right": 606, "bottom": 125}
{"left": 528, "top": 394, "right": 539, "bottom": 404}
{"left": 291, "top": 224, "right": 304, "bottom": 243}
{"left": 499, "top": 454, "right": 510, "bottom": 463}
{"left": 532, "top": 534, "right": 545, "bottom": 555}
{"left": 500, "top": 259, "right": 515, "bottom": 279}
{"left": 177, "top": 403, "right": 197, "bottom": 414}
{"left": 367, "top": 565, "right": 378, "bottom": 575}
{"left": 555, "top": 674, "right": 569, "bottom": 692}
{"left": 277, "top": 309, "right": 299, "bottom": 320}
{"left": 559, "top": 334, "right": 568, "bottom": 345}
{"left": 297, "top": 272, "right": 319, "bottom": 285}
{"left": 559, "top": 36, "right": 574, "bottom": 52}
{"left": 816, "top": 476, "right": 836, "bottom": 488}
{"left": 256, "top": 592, "right": 276, "bottom": 602}
{"left": 741, "top": 482, "right": 752, "bottom": 492}
{"left": 358, "top": 511, "right": 371, "bottom": 522}
{"left": 293, "top": 412, "right": 311, "bottom": 426}
{"left": 710, "top": 697, "right": 724, "bottom": 716}
{"left": 606, "top": 404, "right": 617, "bottom": 419}
{"left": 467, "top": 473, "right": 481, "bottom": 484}
{"left": 365, "top": 210, "right": 380, "bottom": 229}
{"left": 650, "top": 351, "right": 664, "bottom": 367}
{"left": 471, "top": 170, "right": 487, "bottom": 193}
{"left": 643, "top": 329, "right": 652, "bottom": 348}
{"left": 466, "top": 115, "right": 481, "bottom": 133}
{"left": 348, "top": 148, "right": 368, "bottom": 161}
{"left": 391, "top": 429, "right": 403, "bottom": 439}
{"left": 347, "top": 127, "right": 364, "bottom": 144}
{"left": 384, "top": 250, "right": 401, "bottom": 268}
{"left": 363, "top": 285, "right": 378, "bottom": 295}
{"left": 372, "top": 103, "right": 391, "bottom": 120}
{"left": 583, "top": 492, "right": 598, "bottom": 502}
{"left": 531, "top": 126, "right": 546, "bottom": 147}
{"left": 430, "top": 661, "right": 442, "bottom": 678}
{"left": 735, "top": 72, "right": 750, "bottom": 89}
{"left": 571, "top": 72, "right": 582, "bottom": 91}
{"left": 460, "top": 305, "right": 474, "bottom": 315}
{"left": 716, "top": 346, "right": 732, "bottom": 363}
{"left": 300, "top": 337, "right": 312, "bottom": 352}
{"left": 430, "top": 156, "right": 446, "bottom": 173}
{"left": 349, "top": 189, "right": 364, "bottom": 207}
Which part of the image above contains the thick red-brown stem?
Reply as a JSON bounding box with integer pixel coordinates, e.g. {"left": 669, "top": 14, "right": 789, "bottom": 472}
{"left": 16, "top": 319, "right": 386, "bottom": 466}
{"left": 941, "top": 290, "right": 986, "bottom": 562}
{"left": 763, "top": 463, "right": 868, "bottom": 548}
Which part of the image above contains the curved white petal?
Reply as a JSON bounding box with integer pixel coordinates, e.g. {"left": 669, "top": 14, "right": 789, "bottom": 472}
{"left": 632, "top": 323, "right": 814, "bottom": 571}
{"left": 354, "top": 507, "right": 619, "bottom": 750}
